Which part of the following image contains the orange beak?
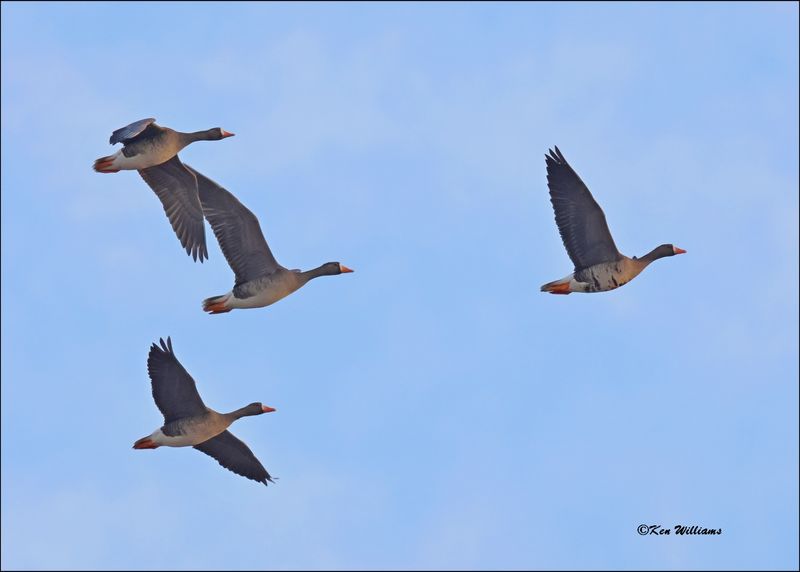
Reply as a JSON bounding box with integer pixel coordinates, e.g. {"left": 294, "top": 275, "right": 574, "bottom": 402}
{"left": 674, "top": 247, "right": 687, "bottom": 255}
{"left": 221, "top": 130, "right": 235, "bottom": 138}
{"left": 262, "top": 405, "right": 276, "bottom": 413}
{"left": 340, "top": 265, "right": 354, "bottom": 273}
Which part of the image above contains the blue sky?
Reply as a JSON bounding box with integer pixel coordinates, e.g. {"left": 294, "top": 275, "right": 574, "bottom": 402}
{"left": 1, "top": 2, "right": 797, "bottom": 570}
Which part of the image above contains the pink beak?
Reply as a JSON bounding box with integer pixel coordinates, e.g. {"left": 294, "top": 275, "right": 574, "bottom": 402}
{"left": 221, "top": 130, "right": 235, "bottom": 138}
{"left": 262, "top": 405, "right": 276, "bottom": 413}
{"left": 340, "top": 265, "right": 354, "bottom": 273}
{"left": 674, "top": 247, "right": 687, "bottom": 255}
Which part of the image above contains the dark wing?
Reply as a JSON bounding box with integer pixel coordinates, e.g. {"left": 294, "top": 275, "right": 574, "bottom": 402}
{"left": 194, "top": 430, "right": 274, "bottom": 486}
{"left": 545, "top": 146, "right": 622, "bottom": 271}
{"left": 185, "top": 164, "right": 280, "bottom": 286}
{"left": 138, "top": 155, "right": 208, "bottom": 262}
{"left": 147, "top": 337, "right": 208, "bottom": 424}
{"left": 110, "top": 118, "right": 156, "bottom": 145}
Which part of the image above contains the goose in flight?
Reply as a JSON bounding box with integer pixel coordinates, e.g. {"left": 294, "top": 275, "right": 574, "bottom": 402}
{"left": 179, "top": 166, "right": 354, "bottom": 314}
{"left": 133, "top": 337, "right": 275, "bottom": 486}
{"left": 93, "top": 118, "right": 234, "bottom": 261}
{"left": 541, "top": 147, "right": 685, "bottom": 294}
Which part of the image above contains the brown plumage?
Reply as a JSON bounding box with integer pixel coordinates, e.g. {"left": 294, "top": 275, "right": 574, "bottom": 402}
{"left": 541, "top": 146, "right": 685, "bottom": 294}
{"left": 93, "top": 118, "right": 234, "bottom": 261}
{"left": 133, "top": 337, "right": 276, "bottom": 486}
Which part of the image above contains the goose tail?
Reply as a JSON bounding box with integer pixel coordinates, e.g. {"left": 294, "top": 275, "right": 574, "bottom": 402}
{"left": 540, "top": 275, "right": 573, "bottom": 295}
{"left": 202, "top": 293, "right": 233, "bottom": 314}
{"left": 133, "top": 436, "right": 159, "bottom": 449}
{"left": 93, "top": 152, "right": 121, "bottom": 173}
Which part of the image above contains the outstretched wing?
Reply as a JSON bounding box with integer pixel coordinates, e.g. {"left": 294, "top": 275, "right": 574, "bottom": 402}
{"left": 545, "top": 146, "right": 622, "bottom": 271}
{"left": 138, "top": 155, "right": 208, "bottom": 262}
{"left": 185, "top": 164, "right": 280, "bottom": 285}
{"left": 194, "top": 430, "right": 274, "bottom": 486}
{"left": 110, "top": 118, "right": 156, "bottom": 145}
{"left": 147, "top": 337, "right": 207, "bottom": 424}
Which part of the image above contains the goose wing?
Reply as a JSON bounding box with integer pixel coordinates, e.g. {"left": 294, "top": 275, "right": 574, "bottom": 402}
{"left": 194, "top": 430, "right": 274, "bottom": 486}
{"left": 546, "top": 146, "right": 622, "bottom": 270}
{"left": 187, "top": 164, "right": 280, "bottom": 285}
{"left": 147, "top": 337, "right": 208, "bottom": 424}
{"left": 109, "top": 118, "right": 157, "bottom": 145}
{"left": 138, "top": 155, "right": 208, "bottom": 262}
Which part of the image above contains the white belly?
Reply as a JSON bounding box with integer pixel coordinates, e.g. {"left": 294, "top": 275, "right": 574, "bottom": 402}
{"left": 106, "top": 149, "right": 175, "bottom": 171}
{"left": 148, "top": 427, "right": 221, "bottom": 448}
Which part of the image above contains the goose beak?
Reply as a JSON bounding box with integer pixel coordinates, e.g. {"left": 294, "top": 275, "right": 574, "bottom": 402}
{"left": 673, "top": 246, "right": 687, "bottom": 255}
{"left": 221, "top": 130, "right": 235, "bottom": 138}
{"left": 339, "top": 264, "right": 354, "bottom": 273}
{"left": 262, "top": 405, "right": 276, "bottom": 413}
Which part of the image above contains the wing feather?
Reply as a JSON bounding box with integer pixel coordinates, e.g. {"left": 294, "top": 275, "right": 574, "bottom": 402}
{"left": 545, "top": 147, "right": 621, "bottom": 270}
{"left": 110, "top": 118, "right": 156, "bottom": 145}
{"left": 147, "top": 337, "right": 207, "bottom": 424}
{"left": 194, "top": 430, "right": 274, "bottom": 486}
{"left": 138, "top": 155, "right": 208, "bottom": 262}
{"left": 185, "top": 164, "right": 280, "bottom": 285}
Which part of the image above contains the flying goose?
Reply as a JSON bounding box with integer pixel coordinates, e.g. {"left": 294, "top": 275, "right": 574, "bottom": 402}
{"left": 134, "top": 337, "right": 275, "bottom": 486}
{"left": 93, "top": 118, "right": 234, "bottom": 261}
{"left": 174, "top": 166, "right": 353, "bottom": 314}
{"left": 541, "top": 147, "right": 685, "bottom": 294}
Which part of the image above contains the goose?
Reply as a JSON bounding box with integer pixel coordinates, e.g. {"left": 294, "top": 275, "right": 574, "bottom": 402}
{"left": 134, "top": 337, "right": 276, "bottom": 486}
{"left": 162, "top": 165, "right": 353, "bottom": 314}
{"left": 541, "top": 146, "right": 685, "bottom": 294}
{"left": 93, "top": 118, "right": 234, "bottom": 261}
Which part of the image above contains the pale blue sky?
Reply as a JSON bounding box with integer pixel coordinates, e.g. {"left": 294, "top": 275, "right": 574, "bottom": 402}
{"left": 2, "top": 2, "right": 798, "bottom": 570}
